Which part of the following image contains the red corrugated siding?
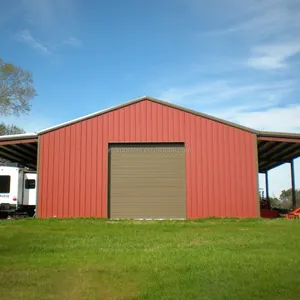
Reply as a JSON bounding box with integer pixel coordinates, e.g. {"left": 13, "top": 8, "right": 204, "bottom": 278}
{"left": 38, "top": 100, "right": 258, "bottom": 218}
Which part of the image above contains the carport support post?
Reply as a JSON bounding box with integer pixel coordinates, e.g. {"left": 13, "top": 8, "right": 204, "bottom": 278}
{"left": 265, "top": 171, "right": 270, "bottom": 208}
{"left": 290, "top": 160, "right": 296, "bottom": 209}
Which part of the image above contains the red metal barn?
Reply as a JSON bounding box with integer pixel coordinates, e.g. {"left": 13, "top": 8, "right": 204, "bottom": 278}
{"left": 37, "top": 96, "right": 259, "bottom": 218}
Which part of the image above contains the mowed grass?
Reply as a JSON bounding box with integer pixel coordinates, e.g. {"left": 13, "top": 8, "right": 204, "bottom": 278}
{"left": 1, "top": 219, "right": 300, "bottom": 300}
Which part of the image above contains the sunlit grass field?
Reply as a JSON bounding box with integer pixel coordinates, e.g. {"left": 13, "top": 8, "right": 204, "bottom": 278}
{"left": 1, "top": 218, "right": 300, "bottom": 300}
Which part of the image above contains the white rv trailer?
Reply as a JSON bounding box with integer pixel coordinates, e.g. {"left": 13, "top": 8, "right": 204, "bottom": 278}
{"left": 0, "top": 166, "right": 37, "bottom": 216}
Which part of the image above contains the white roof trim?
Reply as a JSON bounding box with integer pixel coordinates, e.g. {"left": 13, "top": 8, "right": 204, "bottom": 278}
{"left": 37, "top": 96, "right": 149, "bottom": 134}
{"left": 0, "top": 133, "right": 37, "bottom": 141}
{"left": 257, "top": 131, "right": 300, "bottom": 138}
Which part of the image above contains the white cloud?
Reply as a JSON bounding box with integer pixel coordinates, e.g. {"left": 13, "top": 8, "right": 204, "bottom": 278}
{"left": 219, "top": 7, "right": 298, "bottom": 38}
{"left": 16, "top": 29, "right": 52, "bottom": 55}
{"left": 248, "top": 43, "right": 300, "bottom": 70}
{"left": 215, "top": 104, "right": 300, "bottom": 133}
{"left": 206, "top": 0, "right": 300, "bottom": 39}
{"left": 202, "top": 0, "right": 300, "bottom": 71}
{"left": 19, "top": 0, "right": 78, "bottom": 53}
{"left": 63, "top": 36, "right": 82, "bottom": 47}
{"left": 21, "top": 0, "right": 76, "bottom": 30}
{"left": 159, "top": 80, "right": 294, "bottom": 109}
{"left": 159, "top": 78, "right": 299, "bottom": 132}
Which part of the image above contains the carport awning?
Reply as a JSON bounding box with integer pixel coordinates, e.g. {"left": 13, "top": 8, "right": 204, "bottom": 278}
{"left": 0, "top": 133, "right": 38, "bottom": 170}
{"left": 257, "top": 132, "right": 300, "bottom": 173}
{"left": 1, "top": 131, "right": 300, "bottom": 173}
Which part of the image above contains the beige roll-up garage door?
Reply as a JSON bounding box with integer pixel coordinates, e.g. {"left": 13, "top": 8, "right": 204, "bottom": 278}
{"left": 109, "top": 144, "right": 186, "bottom": 219}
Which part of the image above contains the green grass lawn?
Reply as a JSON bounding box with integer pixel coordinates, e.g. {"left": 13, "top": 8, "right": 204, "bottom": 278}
{"left": 1, "top": 218, "right": 300, "bottom": 300}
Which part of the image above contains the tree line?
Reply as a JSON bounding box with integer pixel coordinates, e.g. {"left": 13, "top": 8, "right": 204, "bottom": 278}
{"left": 262, "top": 188, "right": 300, "bottom": 210}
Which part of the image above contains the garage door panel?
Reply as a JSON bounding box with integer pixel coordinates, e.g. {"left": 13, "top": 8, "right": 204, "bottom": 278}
{"left": 109, "top": 144, "right": 186, "bottom": 219}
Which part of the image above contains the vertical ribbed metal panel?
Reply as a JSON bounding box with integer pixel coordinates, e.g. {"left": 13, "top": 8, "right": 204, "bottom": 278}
{"left": 38, "top": 100, "right": 258, "bottom": 218}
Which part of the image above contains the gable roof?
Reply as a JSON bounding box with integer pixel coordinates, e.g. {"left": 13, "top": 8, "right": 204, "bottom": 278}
{"left": 37, "top": 96, "right": 257, "bottom": 134}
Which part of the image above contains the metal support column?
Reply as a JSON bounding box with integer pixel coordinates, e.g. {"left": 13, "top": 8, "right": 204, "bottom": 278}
{"left": 291, "top": 160, "right": 296, "bottom": 209}
{"left": 265, "top": 171, "right": 270, "bottom": 209}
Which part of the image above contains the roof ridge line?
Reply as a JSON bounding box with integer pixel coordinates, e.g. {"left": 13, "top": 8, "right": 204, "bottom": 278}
{"left": 37, "top": 95, "right": 257, "bottom": 135}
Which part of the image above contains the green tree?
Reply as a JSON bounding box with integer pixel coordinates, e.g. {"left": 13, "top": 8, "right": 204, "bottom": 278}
{"left": 0, "top": 58, "right": 36, "bottom": 116}
{"left": 0, "top": 122, "right": 25, "bottom": 135}
{"left": 279, "top": 188, "right": 300, "bottom": 209}
{"left": 279, "top": 188, "right": 300, "bottom": 200}
{"left": 0, "top": 58, "right": 36, "bottom": 165}
{"left": 270, "top": 197, "right": 280, "bottom": 208}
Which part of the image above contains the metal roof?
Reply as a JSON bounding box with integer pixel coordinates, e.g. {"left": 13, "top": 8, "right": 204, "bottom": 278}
{"left": 37, "top": 96, "right": 257, "bottom": 134}
{"left": 257, "top": 136, "right": 300, "bottom": 172}
{"left": 256, "top": 131, "right": 300, "bottom": 172}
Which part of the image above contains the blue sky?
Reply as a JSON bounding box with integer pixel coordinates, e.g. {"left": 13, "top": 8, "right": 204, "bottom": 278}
{"left": 1, "top": 0, "right": 300, "bottom": 196}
